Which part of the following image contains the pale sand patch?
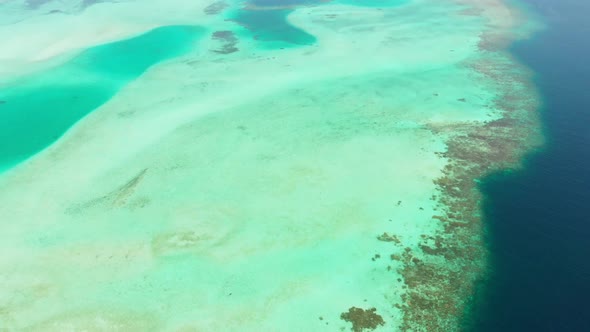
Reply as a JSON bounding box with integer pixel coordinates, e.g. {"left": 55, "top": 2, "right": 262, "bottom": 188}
{"left": 0, "top": 0, "right": 540, "bottom": 330}
{"left": 0, "top": 0, "right": 220, "bottom": 80}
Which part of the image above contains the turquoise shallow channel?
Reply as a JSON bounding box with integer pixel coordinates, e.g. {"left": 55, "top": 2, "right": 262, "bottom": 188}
{"left": 0, "top": 25, "right": 204, "bottom": 170}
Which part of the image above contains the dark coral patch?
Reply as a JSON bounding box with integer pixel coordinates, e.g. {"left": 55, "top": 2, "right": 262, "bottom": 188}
{"left": 211, "top": 30, "right": 239, "bottom": 54}
{"left": 376, "top": 232, "right": 401, "bottom": 244}
{"left": 204, "top": 1, "right": 228, "bottom": 15}
{"left": 340, "top": 307, "right": 385, "bottom": 332}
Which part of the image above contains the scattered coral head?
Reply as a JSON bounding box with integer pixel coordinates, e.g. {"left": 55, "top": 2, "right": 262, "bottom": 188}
{"left": 340, "top": 307, "right": 385, "bottom": 332}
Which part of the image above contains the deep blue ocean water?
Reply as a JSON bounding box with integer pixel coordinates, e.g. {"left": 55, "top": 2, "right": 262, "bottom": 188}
{"left": 468, "top": 0, "right": 590, "bottom": 331}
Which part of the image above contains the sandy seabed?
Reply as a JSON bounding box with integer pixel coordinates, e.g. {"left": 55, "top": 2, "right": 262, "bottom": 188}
{"left": 0, "top": 0, "right": 542, "bottom": 330}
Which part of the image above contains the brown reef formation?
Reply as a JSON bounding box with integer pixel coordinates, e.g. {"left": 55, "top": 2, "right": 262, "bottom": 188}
{"left": 341, "top": 307, "right": 386, "bottom": 332}
{"left": 395, "top": 1, "right": 543, "bottom": 331}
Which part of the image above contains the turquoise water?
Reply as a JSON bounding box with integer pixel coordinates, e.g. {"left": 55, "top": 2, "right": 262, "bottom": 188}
{"left": 0, "top": 0, "right": 542, "bottom": 330}
{"left": 0, "top": 25, "right": 204, "bottom": 169}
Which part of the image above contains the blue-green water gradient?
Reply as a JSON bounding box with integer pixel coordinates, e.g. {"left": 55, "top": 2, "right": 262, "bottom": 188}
{"left": 467, "top": 0, "right": 590, "bottom": 330}
{"left": 0, "top": 25, "right": 204, "bottom": 170}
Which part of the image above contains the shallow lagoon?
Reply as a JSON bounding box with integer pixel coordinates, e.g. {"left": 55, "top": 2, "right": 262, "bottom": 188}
{"left": 0, "top": 0, "right": 541, "bottom": 330}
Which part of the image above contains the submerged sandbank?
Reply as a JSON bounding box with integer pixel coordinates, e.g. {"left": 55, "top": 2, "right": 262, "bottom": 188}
{"left": 0, "top": 0, "right": 542, "bottom": 330}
